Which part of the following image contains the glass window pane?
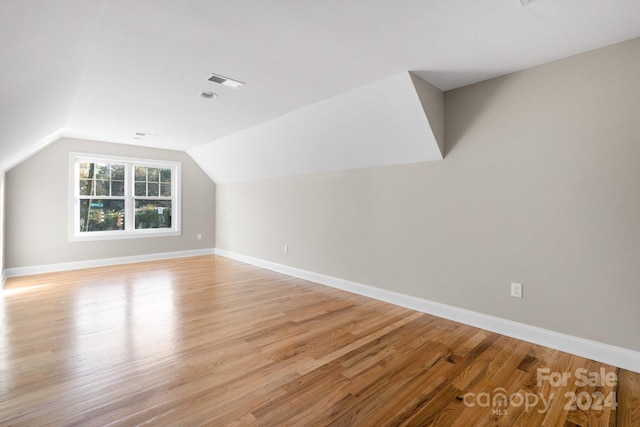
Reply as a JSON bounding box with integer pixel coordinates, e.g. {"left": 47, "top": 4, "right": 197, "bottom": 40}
{"left": 135, "top": 182, "right": 146, "bottom": 197}
{"left": 79, "top": 162, "right": 92, "bottom": 179}
{"left": 78, "top": 161, "right": 126, "bottom": 198}
{"left": 148, "top": 167, "right": 159, "bottom": 183}
{"left": 160, "top": 183, "right": 171, "bottom": 197}
{"left": 95, "top": 164, "right": 109, "bottom": 179}
{"left": 148, "top": 183, "right": 159, "bottom": 197}
{"left": 95, "top": 180, "right": 109, "bottom": 196}
{"left": 135, "top": 166, "right": 147, "bottom": 182}
{"left": 79, "top": 199, "right": 125, "bottom": 232}
{"left": 160, "top": 168, "right": 171, "bottom": 183}
{"left": 135, "top": 200, "right": 172, "bottom": 229}
{"left": 111, "top": 165, "right": 125, "bottom": 180}
{"left": 75, "top": 157, "right": 177, "bottom": 237}
{"left": 112, "top": 180, "right": 125, "bottom": 197}
{"left": 79, "top": 179, "right": 92, "bottom": 196}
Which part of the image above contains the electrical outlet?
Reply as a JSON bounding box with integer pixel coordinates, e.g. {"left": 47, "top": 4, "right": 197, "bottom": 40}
{"left": 197, "top": 233, "right": 202, "bottom": 240}
{"left": 511, "top": 282, "right": 523, "bottom": 298}
{"left": 283, "top": 244, "right": 288, "bottom": 253}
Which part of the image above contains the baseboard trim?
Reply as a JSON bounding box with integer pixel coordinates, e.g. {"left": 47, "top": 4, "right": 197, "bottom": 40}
{"left": 214, "top": 248, "right": 640, "bottom": 373}
{"left": 3, "top": 248, "right": 216, "bottom": 282}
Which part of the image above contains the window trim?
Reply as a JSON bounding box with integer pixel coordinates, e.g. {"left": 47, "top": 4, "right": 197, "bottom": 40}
{"left": 69, "top": 152, "right": 181, "bottom": 242}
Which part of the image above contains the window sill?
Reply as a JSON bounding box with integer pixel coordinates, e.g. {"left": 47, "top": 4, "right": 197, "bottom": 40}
{"left": 69, "top": 229, "right": 181, "bottom": 242}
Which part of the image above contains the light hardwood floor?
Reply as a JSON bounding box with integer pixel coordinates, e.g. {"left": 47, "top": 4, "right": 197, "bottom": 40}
{"left": 1, "top": 255, "right": 638, "bottom": 426}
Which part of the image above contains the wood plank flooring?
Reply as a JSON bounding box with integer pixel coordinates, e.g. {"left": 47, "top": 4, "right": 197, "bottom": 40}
{"left": 1, "top": 255, "right": 638, "bottom": 426}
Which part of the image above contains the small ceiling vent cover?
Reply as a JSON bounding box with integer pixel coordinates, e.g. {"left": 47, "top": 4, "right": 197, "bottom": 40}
{"left": 208, "top": 73, "right": 245, "bottom": 88}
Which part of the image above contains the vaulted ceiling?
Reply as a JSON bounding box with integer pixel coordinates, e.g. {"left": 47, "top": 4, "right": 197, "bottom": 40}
{"left": 2, "top": 0, "right": 640, "bottom": 180}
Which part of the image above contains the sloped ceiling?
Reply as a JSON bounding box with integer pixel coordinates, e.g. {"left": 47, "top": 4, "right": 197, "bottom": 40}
{"left": 190, "top": 72, "right": 444, "bottom": 183}
{"left": 2, "top": 0, "right": 640, "bottom": 179}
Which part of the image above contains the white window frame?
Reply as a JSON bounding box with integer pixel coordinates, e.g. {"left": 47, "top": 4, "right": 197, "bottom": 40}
{"left": 69, "top": 152, "right": 181, "bottom": 242}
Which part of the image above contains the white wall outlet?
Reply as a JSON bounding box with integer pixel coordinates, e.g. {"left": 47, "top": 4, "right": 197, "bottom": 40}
{"left": 283, "top": 244, "right": 288, "bottom": 253}
{"left": 197, "top": 233, "right": 202, "bottom": 240}
{"left": 511, "top": 282, "right": 523, "bottom": 298}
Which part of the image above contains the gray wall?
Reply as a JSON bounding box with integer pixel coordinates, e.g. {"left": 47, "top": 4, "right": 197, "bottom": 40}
{"left": 5, "top": 137, "right": 215, "bottom": 268}
{"left": 0, "top": 171, "right": 5, "bottom": 279}
{"left": 215, "top": 37, "right": 640, "bottom": 351}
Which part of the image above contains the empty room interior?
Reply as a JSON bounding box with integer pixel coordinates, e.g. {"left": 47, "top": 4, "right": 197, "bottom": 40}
{"left": 1, "top": 0, "right": 640, "bottom": 425}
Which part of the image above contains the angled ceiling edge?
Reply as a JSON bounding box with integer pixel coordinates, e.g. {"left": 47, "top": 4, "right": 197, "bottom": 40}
{"left": 1, "top": 129, "right": 66, "bottom": 171}
{"left": 189, "top": 72, "right": 444, "bottom": 183}
{"left": 409, "top": 73, "right": 445, "bottom": 158}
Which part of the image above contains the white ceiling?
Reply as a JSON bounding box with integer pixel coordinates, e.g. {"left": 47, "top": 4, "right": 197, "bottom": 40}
{"left": 2, "top": 0, "right": 640, "bottom": 172}
{"left": 190, "top": 72, "right": 445, "bottom": 183}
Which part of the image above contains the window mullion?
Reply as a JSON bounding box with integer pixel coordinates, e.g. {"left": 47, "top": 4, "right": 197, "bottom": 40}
{"left": 125, "top": 162, "right": 133, "bottom": 232}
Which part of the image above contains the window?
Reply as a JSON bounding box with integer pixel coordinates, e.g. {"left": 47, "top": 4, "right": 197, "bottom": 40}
{"left": 70, "top": 153, "right": 180, "bottom": 241}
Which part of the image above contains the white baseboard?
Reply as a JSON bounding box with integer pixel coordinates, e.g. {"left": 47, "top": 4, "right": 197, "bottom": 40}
{"left": 214, "top": 248, "right": 640, "bottom": 373}
{"left": 3, "top": 248, "right": 216, "bottom": 282}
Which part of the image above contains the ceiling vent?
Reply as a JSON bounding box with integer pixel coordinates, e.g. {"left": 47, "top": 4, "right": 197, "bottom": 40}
{"left": 208, "top": 73, "right": 245, "bottom": 88}
{"left": 133, "top": 132, "right": 157, "bottom": 140}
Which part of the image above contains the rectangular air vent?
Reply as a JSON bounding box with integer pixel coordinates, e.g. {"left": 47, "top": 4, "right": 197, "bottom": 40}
{"left": 208, "top": 73, "right": 245, "bottom": 88}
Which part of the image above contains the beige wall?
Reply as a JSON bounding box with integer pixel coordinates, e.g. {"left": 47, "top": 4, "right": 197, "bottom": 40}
{"left": 5, "top": 137, "right": 215, "bottom": 268}
{"left": 215, "top": 37, "right": 640, "bottom": 351}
